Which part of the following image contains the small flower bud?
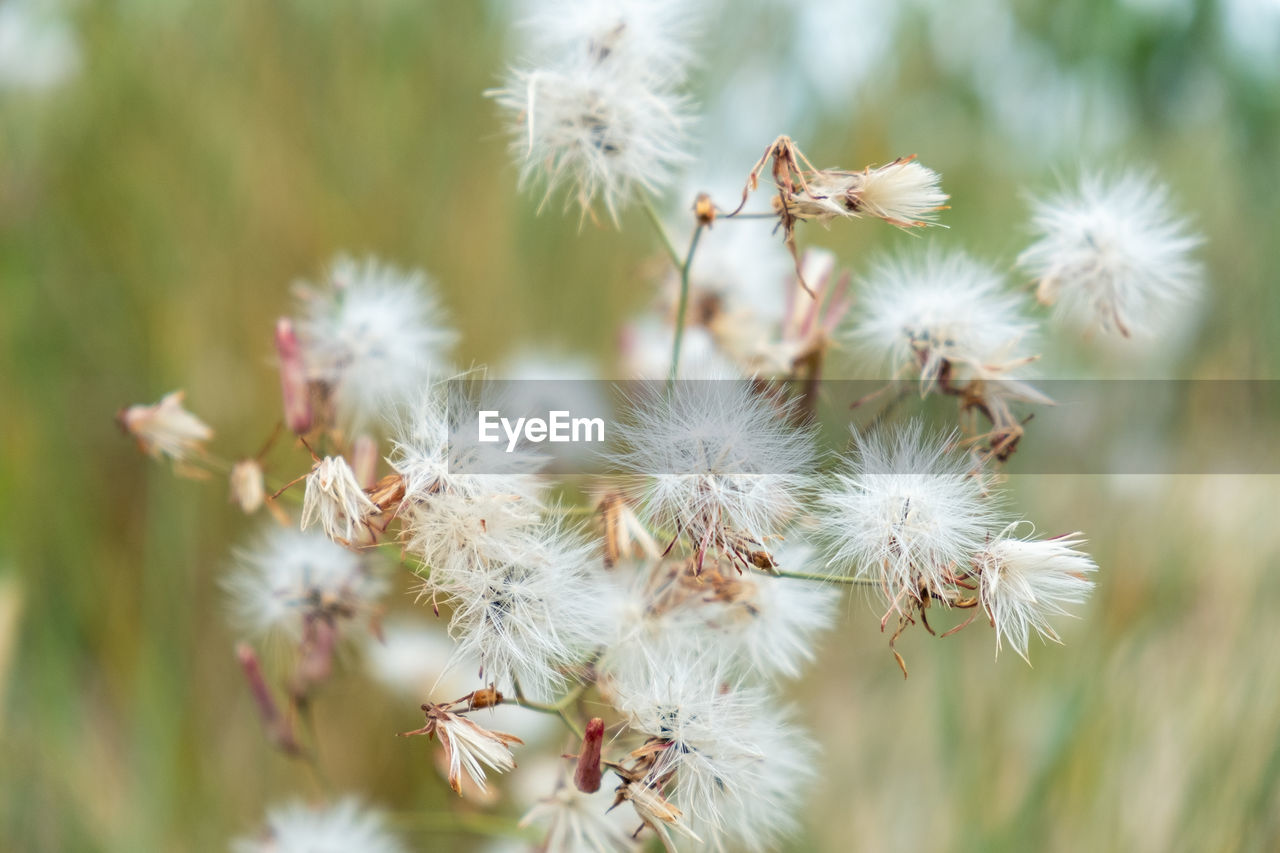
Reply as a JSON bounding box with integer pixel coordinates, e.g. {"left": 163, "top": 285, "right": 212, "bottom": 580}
{"left": 229, "top": 459, "right": 265, "bottom": 514}
{"left": 275, "top": 318, "right": 312, "bottom": 435}
{"left": 573, "top": 717, "right": 605, "bottom": 793}
{"left": 694, "top": 192, "right": 716, "bottom": 226}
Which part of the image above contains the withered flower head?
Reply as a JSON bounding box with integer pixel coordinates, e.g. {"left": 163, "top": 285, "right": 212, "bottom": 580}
{"left": 118, "top": 390, "right": 213, "bottom": 464}
{"left": 400, "top": 699, "right": 523, "bottom": 795}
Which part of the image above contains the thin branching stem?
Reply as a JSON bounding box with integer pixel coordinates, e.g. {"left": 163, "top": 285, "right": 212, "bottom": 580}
{"left": 755, "top": 567, "right": 883, "bottom": 587}
{"left": 668, "top": 224, "right": 705, "bottom": 388}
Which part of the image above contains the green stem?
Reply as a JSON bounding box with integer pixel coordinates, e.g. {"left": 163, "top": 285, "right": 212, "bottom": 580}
{"left": 668, "top": 224, "right": 705, "bottom": 389}
{"left": 757, "top": 568, "right": 882, "bottom": 587}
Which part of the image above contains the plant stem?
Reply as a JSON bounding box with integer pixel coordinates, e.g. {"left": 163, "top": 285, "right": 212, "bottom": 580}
{"left": 667, "top": 224, "right": 704, "bottom": 389}
{"left": 756, "top": 568, "right": 882, "bottom": 587}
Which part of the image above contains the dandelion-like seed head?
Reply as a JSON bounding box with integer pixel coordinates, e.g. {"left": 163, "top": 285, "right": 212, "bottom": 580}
{"left": 683, "top": 704, "right": 817, "bottom": 853}
{"left": 434, "top": 522, "right": 609, "bottom": 700}
{"left": 295, "top": 255, "right": 455, "bottom": 431}
{"left": 491, "top": 63, "right": 691, "bottom": 223}
{"left": 488, "top": 0, "right": 696, "bottom": 222}
{"left": 226, "top": 526, "right": 386, "bottom": 639}
{"left": 705, "top": 542, "right": 841, "bottom": 680}
{"left": 819, "top": 422, "right": 996, "bottom": 604}
{"left": 614, "top": 382, "right": 815, "bottom": 559}
{"left": 231, "top": 798, "right": 404, "bottom": 853}
{"left": 852, "top": 249, "right": 1037, "bottom": 385}
{"left": 1018, "top": 172, "right": 1203, "bottom": 338}
{"left": 977, "top": 531, "right": 1098, "bottom": 661}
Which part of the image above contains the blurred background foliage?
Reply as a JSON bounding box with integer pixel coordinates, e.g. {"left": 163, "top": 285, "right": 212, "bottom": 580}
{"left": 1, "top": 0, "right": 1278, "bottom": 850}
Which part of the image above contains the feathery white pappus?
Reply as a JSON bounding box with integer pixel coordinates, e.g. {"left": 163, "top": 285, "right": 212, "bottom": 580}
{"left": 798, "top": 157, "right": 949, "bottom": 228}
{"left": 612, "top": 382, "right": 815, "bottom": 552}
{"left": 707, "top": 542, "right": 841, "bottom": 680}
{"left": 519, "top": 778, "right": 640, "bottom": 853}
{"left": 1017, "top": 172, "right": 1203, "bottom": 338}
{"left": 389, "top": 385, "right": 548, "bottom": 572}
{"left": 819, "top": 422, "right": 996, "bottom": 606}
{"left": 851, "top": 249, "right": 1038, "bottom": 385}
{"left": 520, "top": 0, "right": 699, "bottom": 87}
{"left": 294, "top": 255, "right": 455, "bottom": 430}
{"left": 683, "top": 703, "right": 817, "bottom": 853}
{"left": 977, "top": 530, "right": 1098, "bottom": 661}
{"left": 231, "top": 797, "right": 404, "bottom": 853}
{"left": 490, "top": 63, "right": 691, "bottom": 224}
{"left": 613, "top": 660, "right": 809, "bottom": 849}
{"left": 224, "top": 526, "right": 386, "bottom": 639}
{"left": 488, "top": 0, "right": 696, "bottom": 222}
{"left": 432, "top": 521, "right": 609, "bottom": 701}
{"left": 389, "top": 384, "right": 547, "bottom": 506}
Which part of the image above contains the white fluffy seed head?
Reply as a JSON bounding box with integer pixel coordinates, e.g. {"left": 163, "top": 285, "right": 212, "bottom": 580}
{"left": 706, "top": 542, "right": 842, "bottom": 680}
{"left": 614, "top": 667, "right": 801, "bottom": 845}
{"left": 819, "top": 422, "right": 996, "bottom": 604}
{"left": 852, "top": 249, "right": 1038, "bottom": 385}
{"left": 434, "top": 522, "right": 610, "bottom": 700}
{"left": 519, "top": 0, "right": 699, "bottom": 87}
{"left": 389, "top": 383, "right": 547, "bottom": 507}
{"left": 613, "top": 383, "right": 816, "bottom": 548}
{"left": 295, "top": 255, "right": 455, "bottom": 431}
{"left": 225, "top": 526, "right": 386, "bottom": 639}
{"left": 977, "top": 531, "right": 1098, "bottom": 661}
{"left": 231, "top": 798, "right": 404, "bottom": 853}
{"left": 491, "top": 63, "right": 692, "bottom": 223}
{"left": 1018, "top": 172, "right": 1203, "bottom": 338}
{"left": 489, "top": 0, "right": 697, "bottom": 222}
{"left": 683, "top": 704, "right": 817, "bottom": 853}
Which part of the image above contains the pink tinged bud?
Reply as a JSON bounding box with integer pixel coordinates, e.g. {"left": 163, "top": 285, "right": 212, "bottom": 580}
{"left": 574, "top": 717, "right": 605, "bottom": 793}
{"left": 237, "top": 643, "right": 300, "bottom": 755}
{"left": 350, "top": 434, "right": 378, "bottom": 489}
{"left": 229, "top": 459, "right": 265, "bottom": 514}
{"left": 275, "top": 318, "right": 312, "bottom": 435}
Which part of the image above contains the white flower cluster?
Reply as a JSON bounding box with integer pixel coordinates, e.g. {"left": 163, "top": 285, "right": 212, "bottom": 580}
{"left": 819, "top": 423, "right": 1098, "bottom": 661}
{"left": 389, "top": 386, "right": 609, "bottom": 700}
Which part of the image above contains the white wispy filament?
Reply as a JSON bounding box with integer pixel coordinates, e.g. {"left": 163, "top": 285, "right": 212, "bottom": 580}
{"left": 977, "top": 531, "right": 1098, "bottom": 660}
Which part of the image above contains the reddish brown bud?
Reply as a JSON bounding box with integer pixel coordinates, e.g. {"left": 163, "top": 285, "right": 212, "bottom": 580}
{"left": 237, "top": 643, "right": 301, "bottom": 755}
{"left": 275, "top": 318, "right": 312, "bottom": 435}
{"left": 574, "top": 717, "right": 605, "bottom": 793}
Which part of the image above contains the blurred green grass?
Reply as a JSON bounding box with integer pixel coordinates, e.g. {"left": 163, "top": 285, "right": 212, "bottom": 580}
{"left": 2, "top": 1, "right": 1279, "bottom": 851}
